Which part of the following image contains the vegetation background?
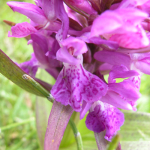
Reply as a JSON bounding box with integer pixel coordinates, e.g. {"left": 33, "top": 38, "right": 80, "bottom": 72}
{"left": 0, "top": 0, "right": 150, "bottom": 150}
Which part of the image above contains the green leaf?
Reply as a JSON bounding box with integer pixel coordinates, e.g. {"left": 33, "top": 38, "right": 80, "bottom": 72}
{"left": 0, "top": 49, "right": 50, "bottom": 97}
{"left": 44, "top": 101, "right": 73, "bottom": 150}
{"left": 107, "top": 134, "right": 120, "bottom": 150}
{"left": 60, "top": 112, "right": 80, "bottom": 148}
{"left": 120, "top": 111, "right": 150, "bottom": 150}
{"left": 35, "top": 97, "right": 52, "bottom": 149}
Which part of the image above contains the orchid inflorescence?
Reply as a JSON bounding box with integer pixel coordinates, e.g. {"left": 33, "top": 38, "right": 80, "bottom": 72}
{"left": 4, "top": 0, "right": 150, "bottom": 148}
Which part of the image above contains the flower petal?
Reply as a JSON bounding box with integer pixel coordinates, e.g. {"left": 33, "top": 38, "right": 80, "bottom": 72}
{"left": 131, "top": 53, "right": 150, "bottom": 75}
{"left": 8, "top": 22, "right": 37, "bottom": 38}
{"left": 91, "top": 10, "right": 122, "bottom": 37}
{"left": 108, "top": 65, "right": 139, "bottom": 83}
{"left": 109, "top": 80, "right": 141, "bottom": 102}
{"left": 7, "top": 1, "right": 47, "bottom": 25}
{"left": 19, "top": 53, "right": 38, "bottom": 77}
{"left": 86, "top": 102, "right": 124, "bottom": 141}
{"left": 51, "top": 64, "right": 107, "bottom": 111}
{"left": 56, "top": 47, "right": 80, "bottom": 65}
{"left": 94, "top": 50, "right": 131, "bottom": 69}
{"left": 109, "top": 26, "right": 149, "bottom": 49}
{"left": 100, "top": 90, "right": 133, "bottom": 110}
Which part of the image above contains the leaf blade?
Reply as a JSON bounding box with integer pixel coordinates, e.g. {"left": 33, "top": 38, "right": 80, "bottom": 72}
{"left": 0, "top": 49, "right": 50, "bottom": 97}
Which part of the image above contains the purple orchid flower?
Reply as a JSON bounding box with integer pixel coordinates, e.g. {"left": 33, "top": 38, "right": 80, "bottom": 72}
{"left": 6, "top": 0, "right": 150, "bottom": 146}
{"left": 101, "top": 65, "right": 141, "bottom": 111}
{"left": 19, "top": 33, "right": 62, "bottom": 79}
{"left": 31, "top": 33, "right": 62, "bottom": 79}
{"left": 85, "top": 101, "right": 124, "bottom": 141}
{"left": 7, "top": 0, "right": 69, "bottom": 41}
{"left": 94, "top": 50, "right": 150, "bottom": 76}
{"left": 51, "top": 37, "right": 108, "bottom": 112}
{"left": 90, "top": 8, "right": 149, "bottom": 48}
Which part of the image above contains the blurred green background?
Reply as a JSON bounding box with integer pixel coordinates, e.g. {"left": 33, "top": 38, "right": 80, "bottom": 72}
{"left": 1, "top": 0, "right": 150, "bottom": 150}
{"left": 0, "top": 0, "right": 42, "bottom": 149}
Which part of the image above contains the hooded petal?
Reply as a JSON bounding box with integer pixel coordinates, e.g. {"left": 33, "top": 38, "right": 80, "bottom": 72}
{"left": 57, "top": 37, "right": 88, "bottom": 65}
{"left": 61, "top": 37, "right": 88, "bottom": 56}
{"left": 56, "top": 47, "right": 80, "bottom": 65}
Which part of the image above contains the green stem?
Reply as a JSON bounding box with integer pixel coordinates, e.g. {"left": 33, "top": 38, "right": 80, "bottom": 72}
{"left": 69, "top": 119, "right": 83, "bottom": 150}
{"left": 107, "top": 134, "right": 120, "bottom": 150}
{"left": 0, "top": 118, "right": 35, "bottom": 131}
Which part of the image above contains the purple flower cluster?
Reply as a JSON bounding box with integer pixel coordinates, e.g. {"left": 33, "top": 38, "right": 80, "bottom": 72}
{"left": 7, "top": 0, "right": 150, "bottom": 141}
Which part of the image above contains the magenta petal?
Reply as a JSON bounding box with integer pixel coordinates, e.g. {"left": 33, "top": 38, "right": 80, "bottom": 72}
{"left": 86, "top": 102, "right": 124, "bottom": 141}
{"left": 56, "top": 47, "right": 80, "bottom": 65}
{"left": 109, "top": 28, "right": 149, "bottom": 49}
{"left": 8, "top": 22, "right": 37, "bottom": 38}
{"left": 51, "top": 64, "right": 107, "bottom": 112}
{"left": 135, "top": 61, "right": 150, "bottom": 74}
{"left": 56, "top": 0, "right": 69, "bottom": 41}
{"left": 31, "top": 34, "right": 61, "bottom": 68}
{"left": 100, "top": 90, "right": 133, "bottom": 110}
{"left": 80, "top": 101, "right": 92, "bottom": 120}
{"left": 65, "top": 0, "right": 97, "bottom": 15}
{"left": 86, "top": 108, "right": 105, "bottom": 133}
{"left": 31, "top": 34, "right": 49, "bottom": 65}
{"left": 7, "top": 2, "right": 47, "bottom": 25}
{"left": 91, "top": 10, "right": 122, "bottom": 37}
{"left": 131, "top": 53, "right": 150, "bottom": 75}
{"left": 108, "top": 65, "right": 139, "bottom": 83}
{"left": 61, "top": 37, "right": 88, "bottom": 56}
{"left": 99, "top": 63, "right": 113, "bottom": 71}
{"left": 94, "top": 50, "right": 131, "bottom": 69}
{"left": 57, "top": 37, "right": 88, "bottom": 65}
{"left": 109, "top": 80, "right": 141, "bottom": 101}
{"left": 129, "top": 75, "right": 141, "bottom": 90}
{"left": 41, "top": 0, "right": 58, "bottom": 21}
{"left": 88, "top": 37, "right": 119, "bottom": 49}
{"left": 117, "top": 0, "right": 149, "bottom": 9}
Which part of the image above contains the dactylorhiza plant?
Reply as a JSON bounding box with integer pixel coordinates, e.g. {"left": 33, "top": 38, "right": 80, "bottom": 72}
{"left": 2, "top": 0, "right": 150, "bottom": 149}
